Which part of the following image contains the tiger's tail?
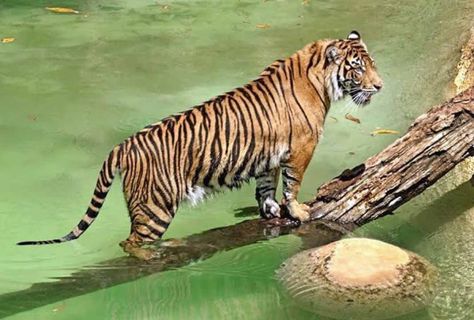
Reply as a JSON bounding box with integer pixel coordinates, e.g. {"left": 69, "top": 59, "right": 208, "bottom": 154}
{"left": 17, "top": 145, "right": 121, "bottom": 246}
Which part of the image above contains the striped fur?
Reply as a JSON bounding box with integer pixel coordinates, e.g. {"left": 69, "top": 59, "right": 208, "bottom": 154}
{"left": 18, "top": 31, "right": 383, "bottom": 258}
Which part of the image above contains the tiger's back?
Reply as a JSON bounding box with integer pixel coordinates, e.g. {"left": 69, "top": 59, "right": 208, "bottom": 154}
{"left": 120, "top": 55, "right": 323, "bottom": 200}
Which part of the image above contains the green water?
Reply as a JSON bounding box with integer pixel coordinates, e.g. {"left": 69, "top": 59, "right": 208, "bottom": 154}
{"left": 0, "top": 0, "right": 473, "bottom": 319}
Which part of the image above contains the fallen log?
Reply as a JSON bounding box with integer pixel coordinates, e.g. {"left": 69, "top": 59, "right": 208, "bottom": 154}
{"left": 307, "top": 86, "right": 474, "bottom": 223}
{"left": 0, "top": 88, "right": 472, "bottom": 318}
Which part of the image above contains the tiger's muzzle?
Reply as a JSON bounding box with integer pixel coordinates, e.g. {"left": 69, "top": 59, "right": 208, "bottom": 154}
{"left": 350, "top": 84, "right": 382, "bottom": 106}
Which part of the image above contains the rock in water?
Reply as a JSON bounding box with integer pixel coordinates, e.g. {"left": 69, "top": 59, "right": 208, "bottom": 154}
{"left": 277, "top": 238, "right": 438, "bottom": 320}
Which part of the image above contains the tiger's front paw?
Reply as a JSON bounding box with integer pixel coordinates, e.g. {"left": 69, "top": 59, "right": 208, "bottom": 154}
{"left": 259, "top": 198, "right": 281, "bottom": 219}
{"left": 287, "top": 201, "right": 311, "bottom": 222}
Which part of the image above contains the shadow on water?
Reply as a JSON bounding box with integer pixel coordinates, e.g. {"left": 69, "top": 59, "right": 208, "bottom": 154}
{"left": 405, "top": 183, "right": 474, "bottom": 236}
{"left": 233, "top": 206, "right": 259, "bottom": 218}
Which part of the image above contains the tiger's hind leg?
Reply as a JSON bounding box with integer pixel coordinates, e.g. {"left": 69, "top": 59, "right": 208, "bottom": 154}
{"left": 120, "top": 202, "right": 174, "bottom": 260}
{"left": 255, "top": 168, "right": 281, "bottom": 219}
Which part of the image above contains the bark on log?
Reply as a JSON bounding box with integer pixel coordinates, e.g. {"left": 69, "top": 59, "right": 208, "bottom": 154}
{"left": 307, "top": 87, "right": 474, "bottom": 224}
{"left": 0, "top": 88, "right": 472, "bottom": 319}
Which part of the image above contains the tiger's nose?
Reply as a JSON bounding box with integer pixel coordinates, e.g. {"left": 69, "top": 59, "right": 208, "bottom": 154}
{"left": 373, "top": 82, "right": 383, "bottom": 91}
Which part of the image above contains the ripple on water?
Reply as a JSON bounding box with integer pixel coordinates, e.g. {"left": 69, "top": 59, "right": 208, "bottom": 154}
{"left": 97, "top": 237, "right": 300, "bottom": 320}
{"left": 418, "top": 207, "right": 474, "bottom": 320}
{"left": 180, "top": 236, "right": 299, "bottom": 280}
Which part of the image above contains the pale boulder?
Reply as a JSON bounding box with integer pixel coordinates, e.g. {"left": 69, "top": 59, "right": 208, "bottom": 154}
{"left": 277, "top": 238, "right": 438, "bottom": 320}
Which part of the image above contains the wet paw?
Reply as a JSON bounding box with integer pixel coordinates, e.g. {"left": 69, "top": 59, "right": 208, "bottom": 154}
{"left": 259, "top": 198, "right": 281, "bottom": 219}
{"left": 288, "top": 202, "right": 311, "bottom": 222}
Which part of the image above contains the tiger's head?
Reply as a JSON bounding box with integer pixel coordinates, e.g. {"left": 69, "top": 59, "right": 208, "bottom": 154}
{"left": 324, "top": 31, "right": 383, "bottom": 106}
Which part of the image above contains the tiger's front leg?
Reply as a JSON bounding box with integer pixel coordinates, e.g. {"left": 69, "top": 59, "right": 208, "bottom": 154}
{"left": 281, "top": 148, "right": 314, "bottom": 222}
{"left": 255, "top": 168, "right": 281, "bottom": 219}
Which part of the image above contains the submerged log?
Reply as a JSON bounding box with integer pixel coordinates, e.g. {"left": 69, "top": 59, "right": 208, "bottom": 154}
{"left": 0, "top": 88, "right": 472, "bottom": 318}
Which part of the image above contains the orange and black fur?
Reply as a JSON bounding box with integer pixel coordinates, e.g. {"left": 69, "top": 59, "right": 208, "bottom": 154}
{"left": 18, "top": 31, "right": 383, "bottom": 259}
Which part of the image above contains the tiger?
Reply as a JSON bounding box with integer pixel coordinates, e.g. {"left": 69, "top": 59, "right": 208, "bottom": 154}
{"left": 18, "top": 31, "right": 383, "bottom": 259}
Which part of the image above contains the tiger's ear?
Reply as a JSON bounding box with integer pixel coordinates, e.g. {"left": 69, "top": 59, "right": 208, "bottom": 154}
{"left": 347, "top": 30, "right": 361, "bottom": 40}
{"left": 326, "top": 46, "right": 342, "bottom": 65}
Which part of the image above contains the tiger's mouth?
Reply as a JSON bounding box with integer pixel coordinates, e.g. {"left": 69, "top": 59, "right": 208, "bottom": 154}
{"left": 350, "top": 90, "right": 374, "bottom": 106}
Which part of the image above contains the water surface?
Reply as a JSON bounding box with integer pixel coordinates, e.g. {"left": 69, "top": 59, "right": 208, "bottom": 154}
{"left": 0, "top": 0, "right": 473, "bottom": 319}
